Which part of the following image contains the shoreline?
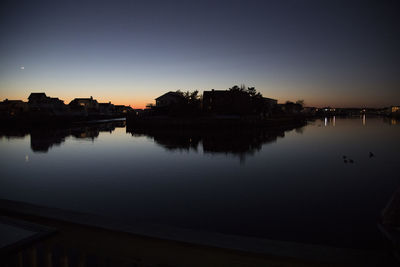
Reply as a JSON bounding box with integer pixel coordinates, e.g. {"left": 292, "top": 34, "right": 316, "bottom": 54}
{"left": 0, "top": 114, "right": 126, "bottom": 128}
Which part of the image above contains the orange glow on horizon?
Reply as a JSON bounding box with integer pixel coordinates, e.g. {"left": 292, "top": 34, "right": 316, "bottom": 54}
{"left": 0, "top": 90, "right": 394, "bottom": 109}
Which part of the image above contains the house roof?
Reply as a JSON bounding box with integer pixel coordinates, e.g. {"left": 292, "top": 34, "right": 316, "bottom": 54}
{"left": 3, "top": 99, "right": 24, "bottom": 103}
{"left": 203, "top": 90, "right": 249, "bottom": 97}
{"left": 73, "top": 98, "right": 93, "bottom": 101}
{"left": 155, "top": 91, "right": 186, "bottom": 100}
{"left": 28, "top": 93, "right": 47, "bottom": 98}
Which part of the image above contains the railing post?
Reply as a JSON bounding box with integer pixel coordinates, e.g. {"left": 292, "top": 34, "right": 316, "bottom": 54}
{"left": 44, "top": 245, "right": 53, "bottom": 267}
{"left": 78, "top": 252, "right": 86, "bottom": 267}
{"left": 28, "top": 247, "right": 37, "bottom": 267}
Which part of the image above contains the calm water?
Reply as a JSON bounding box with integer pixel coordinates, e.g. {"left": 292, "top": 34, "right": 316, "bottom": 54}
{"left": 1, "top": 117, "right": 399, "bottom": 248}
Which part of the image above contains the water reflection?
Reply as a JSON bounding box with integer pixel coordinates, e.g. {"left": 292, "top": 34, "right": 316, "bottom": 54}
{"left": 382, "top": 117, "right": 399, "bottom": 126}
{"left": 323, "top": 116, "right": 337, "bottom": 127}
{"left": 0, "top": 120, "right": 126, "bottom": 152}
{"left": 0, "top": 117, "right": 399, "bottom": 249}
{"left": 127, "top": 122, "right": 306, "bottom": 161}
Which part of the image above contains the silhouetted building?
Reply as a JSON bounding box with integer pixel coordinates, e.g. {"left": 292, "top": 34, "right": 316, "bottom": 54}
{"left": 155, "top": 92, "right": 186, "bottom": 107}
{"left": 0, "top": 99, "right": 29, "bottom": 116}
{"left": 28, "top": 93, "right": 47, "bottom": 102}
{"left": 260, "top": 97, "right": 278, "bottom": 117}
{"left": 279, "top": 102, "right": 303, "bottom": 114}
{"left": 69, "top": 96, "right": 99, "bottom": 115}
{"left": 263, "top": 97, "right": 277, "bottom": 110}
{"left": 28, "top": 92, "right": 67, "bottom": 114}
{"left": 202, "top": 90, "right": 252, "bottom": 115}
{"left": 99, "top": 102, "right": 115, "bottom": 115}
{"left": 302, "top": 107, "right": 317, "bottom": 116}
{"left": 114, "top": 105, "right": 133, "bottom": 114}
{"left": 69, "top": 96, "right": 99, "bottom": 110}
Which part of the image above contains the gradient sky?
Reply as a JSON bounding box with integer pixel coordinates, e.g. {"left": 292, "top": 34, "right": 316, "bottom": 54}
{"left": 0, "top": 0, "right": 399, "bottom": 108}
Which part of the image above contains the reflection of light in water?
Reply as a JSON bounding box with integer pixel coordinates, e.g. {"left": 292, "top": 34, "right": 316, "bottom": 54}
{"left": 324, "top": 117, "right": 327, "bottom": 127}
{"left": 391, "top": 119, "right": 397, "bottom": 125}
{"left": 25, "top": 155, "right": 29, "bottom": 162}
{"left": 362, "top": 114, "right": 366, "bottom": 126}
{"left": 333, "top": 116, "right": 336, "bottom": 127}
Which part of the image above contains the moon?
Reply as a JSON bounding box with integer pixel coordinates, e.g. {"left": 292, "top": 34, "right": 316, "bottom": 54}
{"left": 20, "top": 66, "right": 24, "bottom": 70}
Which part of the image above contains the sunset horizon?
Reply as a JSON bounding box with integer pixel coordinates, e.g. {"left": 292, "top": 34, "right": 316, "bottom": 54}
{"left": 1, "top": 85, "right": 397, "bottom": 110}
{"left": 1, "top": 0, "right": 399, "bottom": 109}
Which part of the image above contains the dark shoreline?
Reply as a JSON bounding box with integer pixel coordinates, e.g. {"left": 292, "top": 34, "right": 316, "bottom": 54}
{"left": 0, "top": 114, "right": 126, "bottom": 129}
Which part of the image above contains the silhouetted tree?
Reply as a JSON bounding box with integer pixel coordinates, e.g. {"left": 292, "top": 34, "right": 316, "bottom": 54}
{"left": 229, "top": 85, "right": 243, "bottom": 92}
{"left": 296, "top": 99, "right": 305, "bottom": 107}
{"left": 284, "top": 100, "right": 303, "bottom": 114}
{"left": 229, "top": 84, "right": 263, "bottom": 99}
{"left": 173, "top": 90, "right": 202, "bottom": 116}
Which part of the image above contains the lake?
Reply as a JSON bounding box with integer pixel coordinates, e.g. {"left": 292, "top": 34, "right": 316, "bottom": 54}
{"left": 1, "top": 116, "right": 399, "bottom": 249}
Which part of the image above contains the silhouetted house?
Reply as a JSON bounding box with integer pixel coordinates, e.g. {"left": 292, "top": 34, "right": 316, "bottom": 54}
{"left": 28, "top": 92, "right": 67, "bottom": 115}
{"left": 203, "top": 90, "right": 252, "bottom": 115}
{"left": 280, "top": 102, "right": 303, "bottom": 114}
{"left": 263, "top": 97, "right": 277, "bottom": 109}
{"left": 0, "top": 99, "right": 29, "bottom": 116}
{"left": 390, "top": 106, "right": 400, "bottom": 118}
{"left": 28, "top": 93, "right": 47, "bottom": 105}
{"left": 302, "top": 107, "right": 317, "bottom": 115}
{"left": 114, "top": 105, "right": 134, "bottom": 114}
{"left": 99, "top": 102, "right": 115, "bottom": 115}
{"left": 133, "top": 109, "right": 145, "bottom": 115}
{"left": 155, "top": 92, "right": 186, "bottom": 107}
{"left": 69, "top": 97, "right": 99, "bottom": 115}
{"left": 261, "top": 97, "right": 278, "bottom": 116}
{"left": 49, "top": 98, "right": 66, "bottom": 110}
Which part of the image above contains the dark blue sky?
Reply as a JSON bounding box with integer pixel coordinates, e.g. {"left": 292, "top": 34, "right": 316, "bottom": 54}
{"left": 1, "top": 0, "right": 399, "bottom": 107}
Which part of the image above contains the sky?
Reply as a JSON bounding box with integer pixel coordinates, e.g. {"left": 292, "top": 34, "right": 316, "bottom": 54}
{"left": 0, "top": 0, "right": 399, "bottom": 108}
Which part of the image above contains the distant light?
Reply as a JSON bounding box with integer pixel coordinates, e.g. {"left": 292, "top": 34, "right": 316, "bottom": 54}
{"left": 25, "top": 155, "right": 29, "bottom": 162}
{"left": 20, "top": 66, "right": 24, "bottom": 70}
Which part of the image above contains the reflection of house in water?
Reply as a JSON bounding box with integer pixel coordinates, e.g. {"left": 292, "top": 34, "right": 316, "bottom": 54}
{"left": 383, "top": 117, "right": 399, "bottom": 126}
{"left": 30, "top": 128, "right": 69, "bottom": 152}
{"left": 127, "top": 123, "right": 303, "bottom": 162}
{"left": 71, "top": 127, "right": 100, "bottom": 140}
{"left": 0, "top": 121, "right": 126, "bottom": 152}
{"left": 0, "top": 127, "right": 29, "bottom": 139}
